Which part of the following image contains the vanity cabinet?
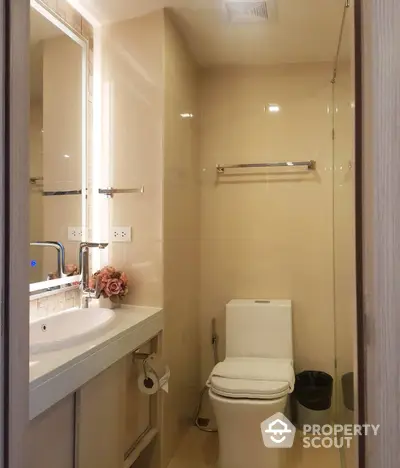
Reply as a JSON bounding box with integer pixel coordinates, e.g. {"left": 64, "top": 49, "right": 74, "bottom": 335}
{"left": 76, "top": 358, "right": 126, "bottom": 468}
{"left": 76, "top": 345, "right": 158, "bottom": 468}
{"left": 26, "top": 396, "right": 75, "bottom": 468}
{"left": 124, "top": 352, "right": 152, "bottom": 458}
{"left": 27, "top": 338, "right": 161, "bottom": 468}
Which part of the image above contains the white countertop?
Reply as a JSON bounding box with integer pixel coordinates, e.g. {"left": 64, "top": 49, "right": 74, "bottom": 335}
{"left": 29, "top": 305, "right": 163, "bottom": 420}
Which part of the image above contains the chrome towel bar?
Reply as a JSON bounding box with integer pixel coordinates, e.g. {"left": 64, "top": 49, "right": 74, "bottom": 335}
{"left": 98, "top": 186, "right": 145, "bottom": 198}
{"left": 216, "top": 160, "right": 316, "bottom": 174}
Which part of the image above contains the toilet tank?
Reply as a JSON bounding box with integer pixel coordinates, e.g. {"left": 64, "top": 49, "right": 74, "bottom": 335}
{"left": 225, "top": 299, "right": 293, "bottom": 359}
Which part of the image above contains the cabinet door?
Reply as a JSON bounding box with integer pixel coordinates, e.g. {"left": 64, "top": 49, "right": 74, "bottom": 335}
{"left": 76, "top": 359, "right": 125, "bottom": 468}
{"left": 26, "top": 396, "right": 75, "bottom": 468}
{"left": 124, "top": 353, "right": 151, "bottom": 457}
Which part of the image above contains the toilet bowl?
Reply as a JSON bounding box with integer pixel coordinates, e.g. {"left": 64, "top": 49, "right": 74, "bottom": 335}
{"left": 208, "top": 300, "right": 294, "bottom": 468}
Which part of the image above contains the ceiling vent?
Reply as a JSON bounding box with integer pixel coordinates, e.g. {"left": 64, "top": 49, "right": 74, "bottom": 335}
{"left": 225, "top": 0, "right": 275, "bottom": 23}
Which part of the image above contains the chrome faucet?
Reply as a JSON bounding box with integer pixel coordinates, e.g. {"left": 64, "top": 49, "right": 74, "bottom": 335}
{"left": 79, "top": 242, "right": 108, "bottom": 308}
{"left": 30, "top": 241, "right": 67, "bottom": 279}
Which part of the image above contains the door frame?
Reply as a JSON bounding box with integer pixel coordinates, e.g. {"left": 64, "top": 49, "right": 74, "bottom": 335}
{"left": 357, "top": 0, "right": 400, "bottom": 466}
{"left": 1, "top": 1, "right": 30, "bottom": 467}
{"left": 354, "top": 0, "right": 365, "bottom": 467}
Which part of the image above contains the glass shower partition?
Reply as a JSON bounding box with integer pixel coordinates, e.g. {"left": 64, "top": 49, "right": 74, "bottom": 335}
{"left": 332, "top": 3, "right": 356, "bottom": 468}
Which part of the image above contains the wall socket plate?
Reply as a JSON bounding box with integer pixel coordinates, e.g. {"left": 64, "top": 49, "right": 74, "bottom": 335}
{"left": 112, "top": 226, "right": 132, "bottom": 242}
{"left": 68, "top": 226, "right": 83, "bottom": 241}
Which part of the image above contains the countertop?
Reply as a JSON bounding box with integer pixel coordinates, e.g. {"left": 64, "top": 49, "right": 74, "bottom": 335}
{"left": 29, "top": 305, "right": 163, "bottom": 420}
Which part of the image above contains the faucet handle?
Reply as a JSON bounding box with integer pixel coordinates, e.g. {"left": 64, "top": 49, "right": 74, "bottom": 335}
{"left": 79, "top": 242, "right": 109, "bottom": 249}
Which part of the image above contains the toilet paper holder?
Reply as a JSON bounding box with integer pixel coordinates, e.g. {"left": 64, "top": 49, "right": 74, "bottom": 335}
{"left": 134, "top": 352, "right": 151, "bottom": 360}
{"left": 134, "top": 352, "right": 170, "bottom": 395}
{"left": 133, "top": 352, "right": 153, "bottom": 380}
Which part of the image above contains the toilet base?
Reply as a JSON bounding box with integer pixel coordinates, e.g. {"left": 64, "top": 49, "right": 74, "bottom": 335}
{"left": 209, "top": 390, "right": 290, "bottom": 468}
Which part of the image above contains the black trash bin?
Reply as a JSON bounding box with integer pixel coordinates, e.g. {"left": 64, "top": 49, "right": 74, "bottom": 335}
{"left": 341, "top": 372, "right": 354, "bottom": 411}
{"left": 294, "top": 371, "right": 333, "bottom": 429}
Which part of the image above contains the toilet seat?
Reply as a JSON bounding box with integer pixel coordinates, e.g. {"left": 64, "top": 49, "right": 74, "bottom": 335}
{"left": 208, "top": 357, "right": 294, "bottom": 400}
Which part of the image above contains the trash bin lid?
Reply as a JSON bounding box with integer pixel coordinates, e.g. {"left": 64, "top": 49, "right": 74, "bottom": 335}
{"left": 208, "top": 358, "right": 295, "bottom": 400}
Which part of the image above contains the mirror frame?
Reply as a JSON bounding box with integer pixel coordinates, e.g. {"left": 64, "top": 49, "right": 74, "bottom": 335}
{"left": 29, "top": 0, "right": 93, "bottom": 295}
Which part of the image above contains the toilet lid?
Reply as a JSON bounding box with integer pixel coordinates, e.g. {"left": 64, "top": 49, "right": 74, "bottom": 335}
{"left": 209, "top": 358, "right": 294, "bottom": 400}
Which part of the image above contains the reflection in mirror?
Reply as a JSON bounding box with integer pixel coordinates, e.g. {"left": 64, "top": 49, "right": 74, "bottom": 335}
{"left": 29, "top": 3, "right": 86, "bottom": 287}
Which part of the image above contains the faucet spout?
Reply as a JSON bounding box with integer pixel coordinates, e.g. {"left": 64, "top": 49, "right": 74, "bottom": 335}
{"left": 79, "top": 242, "right": 109, "bottom": 308}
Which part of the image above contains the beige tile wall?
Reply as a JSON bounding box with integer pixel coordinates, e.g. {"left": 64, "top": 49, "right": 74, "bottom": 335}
{"left": 98, "top": 11, "right": 201, "bottom": 466}
{"left": 163, "top": 12, "right": 201, "bottom": 465}
{"left": 199, "top": 64, "right": 336, "bottom": 383}
{"left": 99, "top": 10, "right": 165, "bottom": 307}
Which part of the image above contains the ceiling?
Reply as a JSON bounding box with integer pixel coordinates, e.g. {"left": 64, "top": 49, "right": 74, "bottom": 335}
{"left": 70, "top": 0, "right": 351, "bottom": 66}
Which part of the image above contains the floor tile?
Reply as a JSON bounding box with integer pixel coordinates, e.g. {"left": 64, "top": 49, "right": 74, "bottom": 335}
{"left": 167, "top": 427, "right": 342, "bottom": 468}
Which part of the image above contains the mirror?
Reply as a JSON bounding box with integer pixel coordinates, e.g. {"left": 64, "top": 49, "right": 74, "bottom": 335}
{"left": 29, "top": 1, "right": 87, "bottom": 289}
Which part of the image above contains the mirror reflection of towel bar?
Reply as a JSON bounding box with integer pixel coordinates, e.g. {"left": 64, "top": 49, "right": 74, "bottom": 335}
{"left": 29, "top": 178, "right": 83, "bottom": 197}
{"left": 43, "top": 190, "right": 82, "bottom": 196}
{"left": 29, "top": 176, "right": 44, "bottom": 185}
{"left": 216, "top": 160, "right": 316, "bottom": 174}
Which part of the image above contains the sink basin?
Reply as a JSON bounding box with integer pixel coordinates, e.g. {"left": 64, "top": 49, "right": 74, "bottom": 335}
{"left": 30, "top": 307, "right": 116, "bottom": 353}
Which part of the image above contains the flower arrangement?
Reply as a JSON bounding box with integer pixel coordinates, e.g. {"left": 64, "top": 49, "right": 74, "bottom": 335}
{"left": 90, "top": 266, "right": 128, "bottom": 302}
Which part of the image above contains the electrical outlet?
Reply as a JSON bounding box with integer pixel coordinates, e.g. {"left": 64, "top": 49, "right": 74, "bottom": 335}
{"left": 68, "top": 226, "right": 83, "bottom": 241}
{"left": 112, "top": 226, "right": 132, "bottom": 242}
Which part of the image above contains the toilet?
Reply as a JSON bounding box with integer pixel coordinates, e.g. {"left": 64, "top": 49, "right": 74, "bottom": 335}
{"left": 208, "top": 300, "right": 294, "bottom": 468}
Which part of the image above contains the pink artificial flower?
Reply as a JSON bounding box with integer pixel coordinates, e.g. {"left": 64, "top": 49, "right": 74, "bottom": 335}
{"left": 90, "top": 266, "right": 128, "bottom": 298}
{"left": 104, "top": 278, "right": 122, "bottom": 297}
{"left": 101, "top": 275, "right": 109, "bottom": 286}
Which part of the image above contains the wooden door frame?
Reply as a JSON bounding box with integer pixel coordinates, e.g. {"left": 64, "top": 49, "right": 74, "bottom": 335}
{"left": 0, "top": 1, "right": 5, "bottom": 465}
{"left": 357, "top": 0, "right": 400, "bottom": 467}
{"left": 2, "top": 0, "right": 30, "bottom": 467}
{"left": 354, "top": 1, "right": 365, "bottom": 467}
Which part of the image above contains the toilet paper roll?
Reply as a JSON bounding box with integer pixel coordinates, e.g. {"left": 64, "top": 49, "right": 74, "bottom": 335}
{"left": 137, "top": 354, "right": 170, "bottom": 395}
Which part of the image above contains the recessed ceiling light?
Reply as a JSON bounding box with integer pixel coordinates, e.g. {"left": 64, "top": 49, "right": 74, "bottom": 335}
{"left": 64, "top": 154, "right": 70, "bottom": 158}
{"left": 267, "top": 104, "right": 280, "bottom": 113}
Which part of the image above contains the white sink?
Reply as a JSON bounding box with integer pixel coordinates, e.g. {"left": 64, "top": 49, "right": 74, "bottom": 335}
{"left": 30, "top": 307, "right": 116, "bottom": 353}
